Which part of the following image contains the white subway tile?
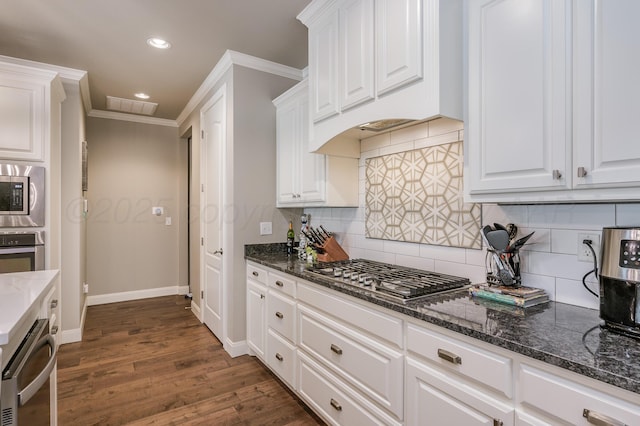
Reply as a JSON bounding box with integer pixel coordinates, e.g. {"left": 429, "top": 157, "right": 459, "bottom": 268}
{"left": 360, "top": 148, "right": 382, "bottom": 161}
{"left": 428, "top": 117, "right": 464, "bottom": 136}
{"left": 348, "top": 247, "right": 366, "bottom": 259}
{"left": 419, "top": 244, "right": 467, "bottom": 263}
{"left": 331, "top": 208, "right": 359, "bottom": 220}
{"left": 414, "top": 131, "right": 460, "bottom": 150}
{"left": 362, "top": 249, "right": 396, "bottom": 264}
{"left": 356, "top": 234, "right": 385, "bottom": 251}
{"left": 389, "top": 122, "right": 428, "bottom": 145}
{"left": 434, "top": 260, "right": 486, "bottom": 283}
{"left": 379, "top": 141, "right": 415, "bottom": 156}
{"left": 382, "top": 240, "right": 421, "bottom": 256}
{"left": 616, "top": 203, "right": 640, "bottom": 226}
{"left": 361, "top": 133, "right": 390, "bottom": 152}
{"left": 556, "top": 278, "right": 599, "bottom": 310}
{"left": 482, "top": 204, "right": 528, "bottom": 228}
{"left": 518, "top": 227, "right": 550, "bottom": 253}
{"left": 346, "top": 220, "right": 365, "bottom": 235}
{"left": 551, "top": 229, "right": 579, "bottom": 255}
{"left": 396, "top": 254, "right": 435, "bottom": 271}
{"left": 527, "top": 204, "right": 615, "bottom": 229}
{"left": 526, "top": 251, "right": 595, "bottom": 281}
{"left": 465, "top": 248, "right": 486, "bottom": 266}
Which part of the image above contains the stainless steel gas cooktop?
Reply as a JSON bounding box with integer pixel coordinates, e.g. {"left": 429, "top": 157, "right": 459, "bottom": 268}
{"left": 307, "top": 259, "right": 470, "bottom": 303}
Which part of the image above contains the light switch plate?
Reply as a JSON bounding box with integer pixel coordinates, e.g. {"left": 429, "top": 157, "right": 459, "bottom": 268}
{"left": 260, "top": 221, "right": 272, "bottom": 235}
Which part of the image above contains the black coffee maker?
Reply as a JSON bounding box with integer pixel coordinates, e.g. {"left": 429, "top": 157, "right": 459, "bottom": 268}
{"left": 600, "top": 227, "right": 640, "bottom": 338}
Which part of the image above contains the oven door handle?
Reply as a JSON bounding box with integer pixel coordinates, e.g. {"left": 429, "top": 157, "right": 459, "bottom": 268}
{"left": 0, "top": 247, "right": 36, "bottom": 254}
{"left": 18, "top": 334, "right": 57, "bottom": 406}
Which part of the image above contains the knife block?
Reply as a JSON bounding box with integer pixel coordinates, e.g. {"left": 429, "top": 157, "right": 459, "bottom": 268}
{"left": 316, "top": 236, "right": 349, "bottom": 262}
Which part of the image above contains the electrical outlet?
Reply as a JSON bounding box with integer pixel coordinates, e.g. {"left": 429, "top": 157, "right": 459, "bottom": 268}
{"left": 260, "top": 221, "right": 272, "bottom": 235}
{"left": 578, "top": 233, "right": 600, "bottom": 262}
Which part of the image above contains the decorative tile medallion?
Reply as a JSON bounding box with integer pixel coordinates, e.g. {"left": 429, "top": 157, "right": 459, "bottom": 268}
{"left": 365, "top": 141, "right": 481, "bottom": 249}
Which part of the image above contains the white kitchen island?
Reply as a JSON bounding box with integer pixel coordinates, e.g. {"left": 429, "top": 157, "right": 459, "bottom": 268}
{"left": 0, "top": 269, "right": 60, "bottom": 425}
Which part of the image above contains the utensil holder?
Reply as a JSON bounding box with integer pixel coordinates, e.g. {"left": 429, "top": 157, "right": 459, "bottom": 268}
{"left": 316, "top": 236, "right": 349, "bottom": 262}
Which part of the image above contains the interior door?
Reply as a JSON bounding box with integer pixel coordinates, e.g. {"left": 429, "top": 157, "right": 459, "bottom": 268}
{"left": 200, "top": 86, "right": 225, "bottom": 341}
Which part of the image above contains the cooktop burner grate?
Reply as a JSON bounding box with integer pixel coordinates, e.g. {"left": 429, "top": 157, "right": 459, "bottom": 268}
{"left": 308, "top": 259, "right": 470, "bottom": 303}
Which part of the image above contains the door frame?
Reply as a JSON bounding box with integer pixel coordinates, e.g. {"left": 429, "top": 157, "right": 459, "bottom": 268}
{"left": 199, "top": 84, "right": 227, "bottom": 345}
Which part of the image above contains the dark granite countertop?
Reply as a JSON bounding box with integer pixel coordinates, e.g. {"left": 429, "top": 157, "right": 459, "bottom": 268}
{"left": 245, "top": 244, "right": 640, "bottom": 396}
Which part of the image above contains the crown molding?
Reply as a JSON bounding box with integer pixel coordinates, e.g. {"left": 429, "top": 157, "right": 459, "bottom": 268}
{"left": 88, "top": 109, "right": 178, "bottom": 128}
{"left": 176, "top": 49, "right": 303, "bottom": 127}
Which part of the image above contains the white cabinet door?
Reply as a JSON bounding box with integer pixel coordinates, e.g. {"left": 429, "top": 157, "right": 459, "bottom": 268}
{"left": 405, "top": 357, "right": 514, "bottom": 426}
{"left": 0, "top": 76, "right": 46, "bottom": 161}
{"left": 309, "top": 8, "right": 340, "bottom": 122}
{"left": 340, "top": 0, "right": 375, "bottom": 110}
{"left": 573, "top": 0, "right": 640, "bottom": 188}
{"left": 375, "top": 0, "right": 423, "bottom": 95}
{"left": 246, "top": 279, "right": 266, "bottom": 359}
{"left": 276, "top": 95, "right": 299, "bottom": 203}
{"left": 466, "top": 0, "right": 571, "bottom": 194}
{"left": 297, "top": 88, "right": 326, "bottom": 203}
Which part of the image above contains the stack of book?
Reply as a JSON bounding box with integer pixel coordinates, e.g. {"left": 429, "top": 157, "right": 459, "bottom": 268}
{"left": 468, "top": 284, "right": 549, "bottom": 308}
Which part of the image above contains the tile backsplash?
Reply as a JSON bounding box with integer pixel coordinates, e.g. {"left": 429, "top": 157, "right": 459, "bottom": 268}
{"left": 304, "top": 118, "right": 640, "bottom": 310}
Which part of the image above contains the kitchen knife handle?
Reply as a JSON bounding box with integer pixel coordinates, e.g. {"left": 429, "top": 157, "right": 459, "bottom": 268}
{"left": 583, "top": 409, "right": 626, "bottom": 426}
{"left": 437, "top": 348, "right": 462, "bottom": 365}
{"left": 330, "top": 344, "right": 343, "bottom": 355}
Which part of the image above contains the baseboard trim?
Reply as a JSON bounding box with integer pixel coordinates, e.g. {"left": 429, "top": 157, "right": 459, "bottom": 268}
{"left": 88, "top": 285, "right": 189, "bottom": 306}
{"left": 224, "top": 337, "right": 248, "bottom": 358}
{"left": 59, "top": 328, "right": 82, "bottom": 345}
{"left": 190, "top": 300, "right": 202, "bottom": 321}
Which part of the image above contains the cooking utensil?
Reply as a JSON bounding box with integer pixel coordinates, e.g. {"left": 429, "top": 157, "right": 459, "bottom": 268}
{"left": 507, "top": 231, "right": 535, "bottom": 252}
{"left": 485, "top": 229, "right": 510, "bottom": 252}
{"left": 506, "top": 223, "right": 518, "bottom": 240}
{"left": 493, "top": 223, "right": 508, "bottom": 232}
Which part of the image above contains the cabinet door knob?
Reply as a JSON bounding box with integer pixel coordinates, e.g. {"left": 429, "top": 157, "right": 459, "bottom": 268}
{"left": 330, "top": 344, "right": 343, "bottom": 355}
{"left": 275, "top": 353, "right": 284, "bottom": 362}
{"left": 493, "top": 420, "right": 503, "bottom": 426}
{"left": 582, "top": 409, "right": 625, "bottom": 426}
{"left": 437, "top": 348, "right": 462, "bottom": 365}
{"left": 275, "top": 311, "right": 284, "bottom": 319}
{"left": 552, "top": 169, "right": 562, "bottom": 180}
{"left": 50, "top": 299, "right": 58, "bottom": 309}
{"left": 577, "top": 166, "right": 588, "bottom": 178}
{"left": 330, "top": 398, "right": 342, "bottom": 411}
{"left": 260, "top": 294, "right": 265, "bottom": 299}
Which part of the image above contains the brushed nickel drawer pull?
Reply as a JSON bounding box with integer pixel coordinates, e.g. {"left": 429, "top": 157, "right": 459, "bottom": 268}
{"left": 275, "top": 311, "right": 284, "bottom": 319}
{"left": 275, "top": 353, "right": 283, "bottom": 362}
{"left": 577, "top": 166, "right": 588, "bottom": 178}
{"left": 583, "top": 409, "right": 626, "bottom": 426}
{"left": 252, "top": 271, "right": 259, "bottom": 277}
{"left": 275, "top": 280, "right": 284, "bottom": 287}
{"left": 493, "top": 420, "right": 503, "bottom": 426}
{"left": 552, "top": 169, "right": 562, "bottom": 180}
{"left": 51, "top": 325, "right": 59, "bottom": 335}
{"left": 51, "top": 299, "right": 58, "bottom": 309}
{"left": 260, "top": 294, "right": 265, "bottom": 299}
{"left": 330, "top": 398, "right": 342, "bottom": 411}
{"left": 437, "top": 348, "right": 462, "bottom": 365}
{"left": 330, "top": 344, "right": 343, "bottom": 355}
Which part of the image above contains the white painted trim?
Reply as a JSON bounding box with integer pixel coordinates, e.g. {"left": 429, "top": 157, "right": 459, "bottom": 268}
{"left": 88, "top": 109, "right": 178, "bottom": 127}
{"left": 87, "top": 285, "right": 187, "bottom": 306}
{"left": 190, "top": 300, "right": 202, "bottom": 322}
{"left": 224, "top": 338, "right": 249, "bottom": 358}
{"left": 59, "top": 328, "right": 82, "bottom": 345}
{"left": 177, "top": 49, "right": 303, "bottom": 126}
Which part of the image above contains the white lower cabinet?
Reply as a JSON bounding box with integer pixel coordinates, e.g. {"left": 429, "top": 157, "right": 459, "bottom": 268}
{"left": 405, "top": 357, "right": 514, "bottom": 426}
{"left": 266, "top": 329, "right": 296, "bottom": 388}
{"left": 298, "top": 351, "right": 402, "bottom": 426}
{"left": 518, "top": 363, "right": 640, "bottom": 426}
{"left": 246, "top": 266, "right": 267, "bottom": 360}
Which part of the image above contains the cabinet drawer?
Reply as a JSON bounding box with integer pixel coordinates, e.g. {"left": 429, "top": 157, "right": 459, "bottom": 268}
{"left": 299, "top": 305, "right": 403, "bottom": 418}
{"left": 247, "top": 262, "right": 267, "bottom": 285}
{"left": 266, "top": 329, "right": 296, "bottom": 389}
{"left": 519, "top": 364, "right": 640, "bottom": 425}
{"left": 406, "top": 356, "right": 514, "bottom": 426}
{"left": 298, "top": 282, "right": 403, "bottom": 348}
{"left": 267, "top": 290, "right": 296, "bottom": 342}
{"left": 407, "top": 323, "right": 512, "bottom": 398}
{"left": 298, "top": 352, "right": 401, "bottom": 426}
{"left": 268, "top": 271, "right": 296, "bottom": 297}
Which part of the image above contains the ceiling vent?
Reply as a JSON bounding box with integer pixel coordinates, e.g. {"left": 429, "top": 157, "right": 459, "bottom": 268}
{"left": 106, "top": 96, "right": 158, "bottom": 116}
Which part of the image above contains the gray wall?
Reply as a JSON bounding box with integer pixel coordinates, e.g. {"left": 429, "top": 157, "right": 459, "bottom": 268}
{"left": 86, "top": 117, "right": 181, "bottom": 296}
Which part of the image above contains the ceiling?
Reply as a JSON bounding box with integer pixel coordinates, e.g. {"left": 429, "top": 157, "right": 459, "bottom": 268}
{"left": 0, "top": 0, "right": 311, "bottom": 121}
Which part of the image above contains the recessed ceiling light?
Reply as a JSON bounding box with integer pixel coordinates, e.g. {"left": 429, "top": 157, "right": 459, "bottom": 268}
{"left": 134, "top": 93, "right": 150, "bottom": 99}
{"left": 146, "top": 37, "right": 171, "bottom": 49}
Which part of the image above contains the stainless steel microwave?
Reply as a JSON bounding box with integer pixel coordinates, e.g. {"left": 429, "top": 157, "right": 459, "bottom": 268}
{"left": 0, "top": 164, "right": 44, "bottom": 227}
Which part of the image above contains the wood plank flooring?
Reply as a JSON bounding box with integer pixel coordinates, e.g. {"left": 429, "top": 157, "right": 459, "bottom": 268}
{"left": 57, "top": 295, "right": 324, "bottom": 425}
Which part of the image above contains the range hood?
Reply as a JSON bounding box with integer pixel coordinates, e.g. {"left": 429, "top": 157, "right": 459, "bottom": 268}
{"left": 357, "top": 119, "right": 416, "bottom": 132}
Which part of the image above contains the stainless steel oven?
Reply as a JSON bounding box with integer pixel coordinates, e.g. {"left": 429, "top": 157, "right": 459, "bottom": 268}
{"left": 1, "top": 319, "right": 57, "bottom": 426}
{"left": 0, "top": 232, "right": 44, "bottom": 273}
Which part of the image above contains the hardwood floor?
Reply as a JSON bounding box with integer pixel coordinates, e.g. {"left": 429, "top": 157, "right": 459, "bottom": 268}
{"left": 57, "top": 296, "right": 324, "bottom": 425}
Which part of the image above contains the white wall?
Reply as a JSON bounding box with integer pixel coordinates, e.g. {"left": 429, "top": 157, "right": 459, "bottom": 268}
{"left": 305, "top": 118, "right": 640, "bottom": 310}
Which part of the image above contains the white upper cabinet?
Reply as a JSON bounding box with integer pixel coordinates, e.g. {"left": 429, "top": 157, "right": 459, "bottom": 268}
{"left": 299, "top": 0, "right": 463, "bottom": 154}
{"left": 573, "top": 0, "right": 640, "bottom": 189}
{"left": 466, "top": 0, "right": 640, "bottom": 202}
{"left": 274, "top": 79, "right": 359, "bottom": 207}
{"left": 0, "top": 62, "right": 64, "bottom": 162}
